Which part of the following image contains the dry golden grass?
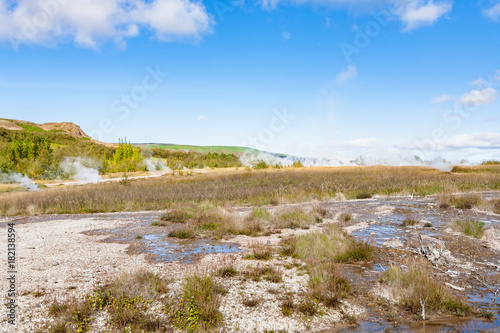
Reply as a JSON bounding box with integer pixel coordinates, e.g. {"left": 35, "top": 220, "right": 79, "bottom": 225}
{"left": 2, "top": 166, "right": 499, "bottom": 216}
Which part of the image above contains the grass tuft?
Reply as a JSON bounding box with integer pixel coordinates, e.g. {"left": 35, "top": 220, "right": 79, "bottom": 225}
{"left": 380, "top": 265, "right": 473, "bottom": 318}
{"left": 452, "top": 219, "right": 485, "bottom": 239}
{"left": 167, "top": 274, "right": 223, "bottom": 333}
{"left": 402, "top": 215, "right": 419, "bottom": 227}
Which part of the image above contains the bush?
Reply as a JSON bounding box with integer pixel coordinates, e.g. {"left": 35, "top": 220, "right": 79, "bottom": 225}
{"left": 252, "top": 160, "right": 270, "bottom": 169}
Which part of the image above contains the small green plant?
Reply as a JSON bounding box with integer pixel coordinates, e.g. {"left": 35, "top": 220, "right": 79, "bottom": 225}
{"left": 424, "top": 222, "right": 433, "bottom": 228}
{"left": 356, "top": 192, "right": 373, "bottom": 199}
{"left": 151, "top": 221, "right": 167, "bottom": 227}
{"left": 119, "top": 173, "right": 131, "bottom": 186}
{"left": 453, "top": 219, "right": 485, "bottom": 239}
{"left": 281, "top": 295, "right": 295, "bottom": 316}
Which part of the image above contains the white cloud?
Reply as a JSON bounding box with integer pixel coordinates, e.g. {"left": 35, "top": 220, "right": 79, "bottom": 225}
{"left": 262, "top": 1, "right": 452, "bottom": 31}
{"left": 470, "top": 78, "right": 487, "bottom": 86}
{"left": 458, "top": 87, "right": 498, "bottom": 106}
{"left": 282, "top": 31, "right": 291, "bottom": 40}
{"left": 329, "top": 137, "right": 381, "bottom": 148}
{"left": 494, "top": 70, "right": 500, "bottom": 81}
{"left": 396, "top": 0, "right": 453, "bottom": 31}
{"left": 444, "top": 133, "right": 500, "bottom": 149}
{"left": 0, "top": 0, "right": 212, "bottom": 48}
{"left": 397, "top": 133, "right": 500, "bottom": 151}
{"left": 337, "top": 65, "right": 357, "bottom": 84}
{"left": 432, "top": 94, "right": 454, "bottom": 103}
{"left": 197, "top": 115, "right": 208, "bottom": 120}
{"left": 484, "top": 3, "right": 500, "bottom": 21}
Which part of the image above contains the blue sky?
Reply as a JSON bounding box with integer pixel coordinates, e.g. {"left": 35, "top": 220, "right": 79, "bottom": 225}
{"left": 1, "top": 0, "right": 500, "bottom": 163}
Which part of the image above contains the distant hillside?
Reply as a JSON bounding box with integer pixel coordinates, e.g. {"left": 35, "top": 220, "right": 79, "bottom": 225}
{"left": 136, "top": 143, "right": 260, "bottom": 155}
{"left": 136, "top": 143, "right": 289, "bottom": 158}
{"left": 0, "top": 118, "right": 114, "bottom": 147}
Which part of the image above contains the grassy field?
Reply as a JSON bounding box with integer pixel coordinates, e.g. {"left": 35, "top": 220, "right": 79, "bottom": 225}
{"left": 138, "top": 144, "right": 260, "bottom": 155}
{"left": 1, "top": 166, "right": 499, "bottom": 216}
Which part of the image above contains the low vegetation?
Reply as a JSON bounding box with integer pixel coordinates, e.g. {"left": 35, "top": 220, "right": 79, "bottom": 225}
{"left": 279, "top": 226, "right": 372, "bottom": 310}
{"left": 402, "top": 215, "right": 419, "bottom": 227}
{"left": 380, "top": 265, "right": 473, "bottom": 319}
{"left": 452, "top": 219, "right": 485, "bottom": 239}
{"left": 166, "top": 274, "right": 224, "bottom": 333}
{"left": 437, "top": 193, "right": 483, "bottom": 210}
{"left": 2, "top": 166, "right": 500, "bottom": 215}
{"left": 43, "top": 270, "right": 169, "bottom": 332}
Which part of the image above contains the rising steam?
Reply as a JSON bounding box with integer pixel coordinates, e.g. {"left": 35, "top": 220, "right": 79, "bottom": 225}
{"left": 60, "top": 157, "right": 102, "bottom": 184}
{"left": 0, "top": 172, "right": 39, "bottom": 191}
{"left": 143, "top": 157, "right": 170, "bottom": 173}
{"left": 239, "top": 152, "right": 453, "bottom": 171}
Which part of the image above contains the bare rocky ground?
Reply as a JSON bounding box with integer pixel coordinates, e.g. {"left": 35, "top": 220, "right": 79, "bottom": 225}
{"left": 1, "top": 192, "right": 500, "bottom": 332}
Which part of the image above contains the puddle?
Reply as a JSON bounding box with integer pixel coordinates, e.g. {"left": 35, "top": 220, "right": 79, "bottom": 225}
{"left": 141, "top": 234, "right": 242, "bottom": 263}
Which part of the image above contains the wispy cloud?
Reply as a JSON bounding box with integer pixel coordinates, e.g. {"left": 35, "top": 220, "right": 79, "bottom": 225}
{"left": 396, "top": 0, "right": 453, "bottom": 31}
{"left": 432, "top": 94, "right": 454, "bottom": 103}
{"left": 494, "top": 70, "right": 500, "bottom": 81}
{"left": 262, "top": 1, "right": 453, "bottom": 31}
{"left": 337, "top": 65, "right": 357, "bottom": 84}
{"left": 0, "top": 0, "right": 212, "bottom": 48}
{"left": 397, "top": 133, "right": 500, "bottom": 150}
{"left": 329, "top": 137, "right": 381, "bottom": 148}
{"left": 484, "top": 3, "right": 500, "bottom": 21}
{"left": 197, "top": 115, "right": 208, "bottom": 120}
{"left": 470, "top": 78, "right": 487, "bottom": 86}
{"left": 458, "top": 87, "right": 498, "bottom": 106}
{"left": 282, "top": 31, "right": 291, "bottom": 40}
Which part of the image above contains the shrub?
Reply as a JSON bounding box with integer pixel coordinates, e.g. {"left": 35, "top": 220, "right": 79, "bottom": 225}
{"left": 252, "top": 160, "right": 270, "bottom": 169}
